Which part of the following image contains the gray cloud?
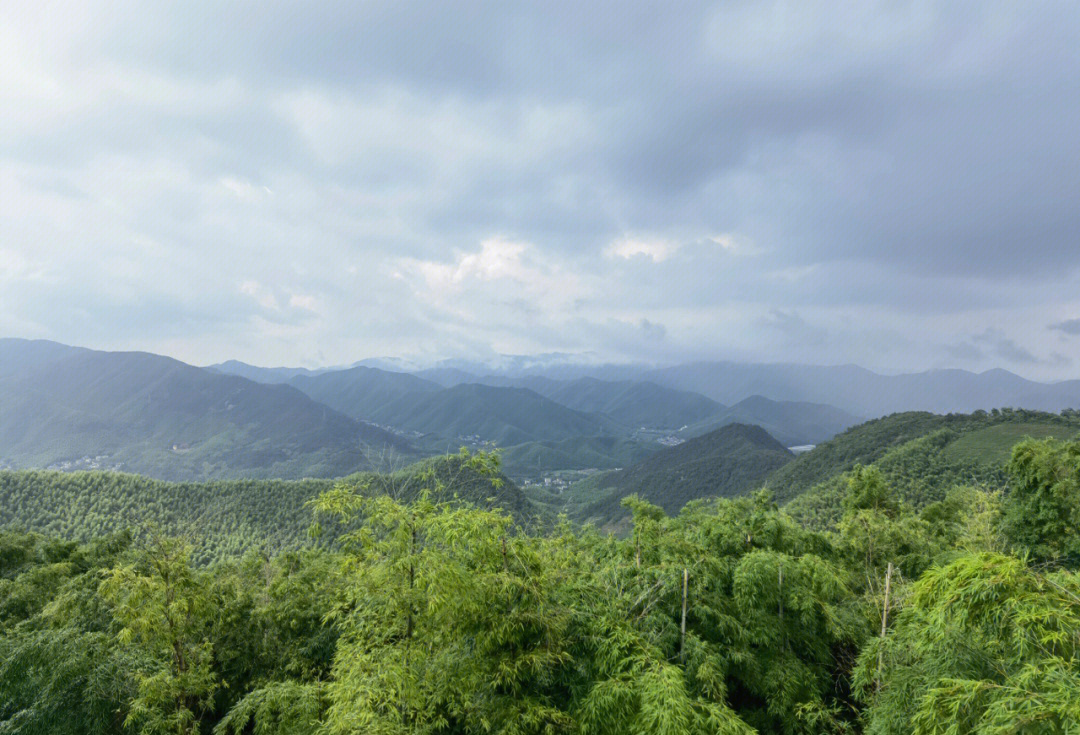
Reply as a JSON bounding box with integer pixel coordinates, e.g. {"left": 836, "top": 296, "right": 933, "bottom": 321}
{"left": 2, "top": 1, "right": 1080, "bottom": 378}
{"left": 1050, "top": 319, "right": 1080, "bottom": 336}
{"left": 972, "top": 329, "right": 1041, "bottom": 365}
{"left": 943, "top": 342, "right": 984, "bottom": 362}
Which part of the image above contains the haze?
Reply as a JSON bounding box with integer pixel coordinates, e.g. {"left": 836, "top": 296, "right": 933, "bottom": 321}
{"left": 3, "top": 1, "right": 1079, "bottom": 379}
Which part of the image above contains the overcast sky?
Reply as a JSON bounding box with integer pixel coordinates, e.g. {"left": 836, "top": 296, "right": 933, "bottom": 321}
{"left": 3, "top": 1, "right": 1080, "bottom": 377}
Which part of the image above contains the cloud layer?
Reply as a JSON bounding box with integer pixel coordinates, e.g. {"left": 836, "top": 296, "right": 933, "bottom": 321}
{"left": 2, "top": 1, "right": 1080, "bottom": 377}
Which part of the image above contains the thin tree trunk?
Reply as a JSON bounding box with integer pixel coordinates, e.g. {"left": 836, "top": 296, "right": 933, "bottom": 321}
{"left": 778, "top": 563, "right": 784, "bottom": 650}
{"left": 876, "top": 561, "right": 894, "bottom": 693}
{"left": 680, "top": 568, "right": 688, "bottom": 664}
{"left": 778, "top": 564, "right": 783, "bottom": 621}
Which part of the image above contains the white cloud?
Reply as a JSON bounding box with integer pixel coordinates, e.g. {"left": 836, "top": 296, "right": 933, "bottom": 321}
{"left": 605, "top": 236, "right": 680, "bottom": 262}
{"left": 288, "top": 294, "right": 318, "bottom": 312}
{"left": 219, "top": 177, "right": 266, "bottom": 203}
{"left": 707, "top": 233, "right": 760, "bottom": 256}
{"left": 240, "top": 281, "right": 279, "bottom": 310}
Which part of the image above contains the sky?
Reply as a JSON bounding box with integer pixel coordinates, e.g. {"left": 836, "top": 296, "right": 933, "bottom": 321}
{"left": 2, "top": 1, "right": 1080, "bottom": 378}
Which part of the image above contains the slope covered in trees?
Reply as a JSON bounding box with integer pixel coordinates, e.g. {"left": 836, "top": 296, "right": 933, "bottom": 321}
{"left": 498, "top": 435, "right": 658, "bottom": 476}
{"left": 3, "top": 439, "right": 1078, "bottom": 734}
{"left": 768, "top": 409, "right": 1080, "bottom": 502}
{"left": 776, "top": 410, "right": 1080, "bottom": 529}
{"left": 365, "top": 383, "right": 618, "bottom": 446}
{"left": 288, "top": 366, "right": 442, "bottom": 422}
{"left": 475, "top": 376, "right": 725, "bottom": 429}
{"left": 579, "top": 424, "right": 794, "bottom": 526}
{"left": 0, "top": 453, "right": 535, "bottom": 564}
{"left": 0, "top": 340, "right": 409, "bottom": 481}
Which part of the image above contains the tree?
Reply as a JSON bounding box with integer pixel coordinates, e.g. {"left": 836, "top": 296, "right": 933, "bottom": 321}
{"left": 314, "top": 450, "right": 578, "bottom": 735}
{"left": 856, "top": 553, "right": 1080, "bottom": 734}
{"left": 1002, "top": 439, "right": 1080, "bottom": 562}
{"left": 100, "top": 533, "right": 219, "bottom": 735}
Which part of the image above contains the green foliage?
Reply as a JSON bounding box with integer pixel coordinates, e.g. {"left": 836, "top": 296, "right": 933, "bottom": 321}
{"left": 783, "top": 412, "right": 1080, "bottom": 529}
{"left": 0, "top": 456, "right": 537, "bottom": 564}
{"left": 367, "top": 383, "right": 618, "bottom": 446}
{"left": 499, "top": 435, "right": 658, "bottom": 477}
{"left": 772, "top": 410, "right": 1080, "bottom": 506}
{"left": 213, "top": 682, "right": 327, "bottom": 735}
{"left": 857, "top": 554, "right": 1080, "bottom": 734}
{"left": 1002, "top": 438, "right": 1080, "bottom": 562}
{"left": 0, "top": 628, "right": 138, "bottom": 735}
{"left": 2, "top": 431, "right": 1079, "bottom": 735}
{"left": 101, "top": 534, "right": 220, "bottom": 734}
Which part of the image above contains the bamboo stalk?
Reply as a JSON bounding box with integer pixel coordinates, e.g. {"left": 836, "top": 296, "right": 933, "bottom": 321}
{"left": 680, "top": 567, "right": 688, "bottom": 664}
{"left": 876, "top": 561, "right": 894, "bottom": 693}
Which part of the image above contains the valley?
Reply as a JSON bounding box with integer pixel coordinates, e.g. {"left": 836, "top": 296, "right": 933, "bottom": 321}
{"left": 4, "top": 340, "right": 1080, "bottom": 735}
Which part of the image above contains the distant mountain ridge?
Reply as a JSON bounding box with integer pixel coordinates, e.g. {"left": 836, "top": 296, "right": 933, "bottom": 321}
{"left": 679, "top": 395, "right": 862, "bottom": 446}
{"left": 365, "top": 383, "right": 619, "bottom": 446}
{"left": 643, "top": 362, "right": 1080, "bottom": 417}
{"left": 288, "top": 367, "right": 442, "bottom": 423}
{"left": 210, "top": 351, "right": 1080, "bottom": 430}
{"left": 470, "top": 376, "right": 724, "bottom": 429}
{"left": 283, "top": 364, "right": 855, "bottom": 450}
{"left": 206, "top": 360, "right": 326, "bottom": 384}
{"left": 0, "top": 339, "right": 410, "bottom": 481}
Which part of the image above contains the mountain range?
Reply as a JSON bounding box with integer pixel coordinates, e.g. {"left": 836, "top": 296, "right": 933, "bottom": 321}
{"left": 0, "top": 339, "right": 408, "bottom": 481}
{"left": 642, "top": 362, "right": 1080, "bottom": 417}
{"left": 220, "top": 355, "right": 1080, "bottom": 421}
{"left": 5, "top": 339, "right": 1080, "bottom": 484}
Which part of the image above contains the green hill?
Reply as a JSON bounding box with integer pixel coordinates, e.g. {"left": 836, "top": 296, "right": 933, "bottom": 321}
{"left": 288, "top": 366, "right": 442, "bottom": 422}
{"left": 776, "top": 409, "right": 1080, "bottom": 528}
{"left": 765, "top": 411, "right": 971, "bottom": 504}
{"left": 367, "top": 383, "right": 617, "bottom": 446}
{"left": 679, "top": 394, "right": 862, "bottom": 446}
{"left": 530, "top": 377, "right": 724, "bottom": 429}
{"left": 578, "top": 423, "right": 794, "bottom": 526}
{"left": 0, "top": 456, "right": 536, "bottom": 564}
{"left": 499, "top": 436, "right": 658, "bottom": 477}
{"left": 0, "top": 340, "right": 410, "bottom": 481}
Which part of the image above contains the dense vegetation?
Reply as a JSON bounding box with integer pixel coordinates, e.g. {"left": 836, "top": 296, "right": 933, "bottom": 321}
{"left": 3, "top": 438, "right": 1078, "bottom": 734}
{"left": 569, "top": 424, "right": 794, "bottom": 529}
{"left": 0, "top": 455, "right": 536, "bottom": 564}
{"left": 499, "top": 436, "right": 659, "bottom": 477}
{"left": 781, "top": 409, "right": 1080, "bottom": 529}
{"left": 490, "top": 376, "right": 726, "bottom": 429}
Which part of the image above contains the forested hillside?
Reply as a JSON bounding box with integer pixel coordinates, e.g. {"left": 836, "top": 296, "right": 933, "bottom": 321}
{"left": 366, "top": 383, "right": 618, "bottom": 446}
{"left": 678, "top": 395, "right": 862, "bottom": 446}
{"left": 0, "top": 453, "right": 534, "bottom": 564}
{"left": 579, "top": 424, "right": 794, "bottom": 526}
{"left": 499, "top": 435, "right": 658, "bottom": 476}
{"left": 3, "top": 439, "right": 1078, "bottom": 734}
{"left": 0, "top": 340, "right": 410, "bottom": 481}
{"left": 768, "top": 410, "right": 1080, "bottom": 530}
{"left": 287, "top": 367, "right": 442, "bottom": 422}
{"left": 477, "top": 376, "right": 725, "bottom": 428}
